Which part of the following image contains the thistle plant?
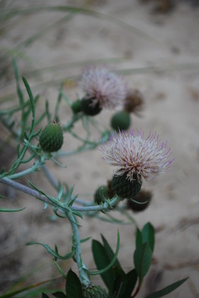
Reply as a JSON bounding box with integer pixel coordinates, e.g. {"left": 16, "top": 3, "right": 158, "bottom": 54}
{"left": 0, "top": 60, "right": 188, "bottom": 298}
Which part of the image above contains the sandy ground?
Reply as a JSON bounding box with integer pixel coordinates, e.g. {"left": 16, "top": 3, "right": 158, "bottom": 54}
{"left": 1, "top": 0, "right": 199, "bottom": 297}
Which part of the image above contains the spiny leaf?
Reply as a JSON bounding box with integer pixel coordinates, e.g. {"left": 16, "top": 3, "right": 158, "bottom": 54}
{"left": 26, "top": 241, "right": 74, "bottom": 260}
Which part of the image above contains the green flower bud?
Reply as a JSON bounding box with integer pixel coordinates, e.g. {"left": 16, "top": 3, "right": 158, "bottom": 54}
{"left": 81, "top": 98, "right": 102, "bottom": 116}
{"left": 111, "top": 171, "right": 142, "bottom": 199}
{"left": 82, "top": 284, "right": 108, "bottom": 298}
{"left": 39, "top": 121, "right": 63, "bottom": 152}
{"left": 71, "top": 99, "right": 82, "bottom": 114}
{"left": 111, "top": 110, "right": 131, "bottom": 131}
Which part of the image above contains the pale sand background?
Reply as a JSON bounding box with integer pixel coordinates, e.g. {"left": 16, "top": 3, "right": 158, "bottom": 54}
{"left": 1, "top": 1, "right": 199, "bottom": 297}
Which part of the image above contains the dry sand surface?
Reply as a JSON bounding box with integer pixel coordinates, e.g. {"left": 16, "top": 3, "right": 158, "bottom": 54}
{"left": 1, "top": 0, "right": 199, "bottom": 297}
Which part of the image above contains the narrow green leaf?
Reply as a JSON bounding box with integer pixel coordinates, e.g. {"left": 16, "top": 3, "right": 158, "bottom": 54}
{"left": 90, "top": 232, "right": 120, "bottom": 276}
{"left": 53, "top": 261, "right": 66, "bottom": 278}
{"left": 80, "top": 237, "right": 91, "bottom": 243}
{"left": 13, "top": 57, "right": 24, "bottom": 107}
{"left": 45, "top": 99, "right": 51, "bottom": 122}
{"left": 136, "top": 227, "right": 143, "bottom": 249}
{"left": 113, "top": 274, "right": 123, "bottom": 296}
{"left": 0, "top": 168, "right": 5, "bottom": 175}
{"left": 0, "top": 207, "right": 25, "bottom": 212}
{"left": 146, "top": 277, "right": 188, "bottom": 298}
{"left": 101, "top": 234, "right": 124, "bottom": 276}
{"left": 91, "top": 239, "right": 115, "bottom": 290}
{"left": 26, "top": 241, "right": 74, "bottom": 260}
{"left": 22, "top": 76, "right": 35, "bottom": 136}
{"left": 66, "top": 269, "right": 83, "bottom": 298}
{"left": 117, "top": 269, "right": 137, "bottom": 298}
{"left": 142, "top": 223, "right": 155, "bottom": 253}
{"left": 134, "top": 242, "right": 152, "bottom": 281}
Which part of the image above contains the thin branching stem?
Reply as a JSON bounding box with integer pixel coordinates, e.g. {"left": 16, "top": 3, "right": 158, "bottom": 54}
{"left": 0, "top": 177, "right": 121, "bottom": 212}
{"left": 66, "top": 212, "right": 90, "bottom": 286}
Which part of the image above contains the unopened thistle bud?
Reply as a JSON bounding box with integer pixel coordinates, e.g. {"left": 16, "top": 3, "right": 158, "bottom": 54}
{"left": 39, "top": 121, "right": 63, "bottom": 152}
{"left": 111, "top": 110, "right": 131, "bottom": 131}
{"left": 82, "top": 284, "right": 108, "bottom": 298}
{"left": 71, "top": 99, "right": 82, "bottom": 114}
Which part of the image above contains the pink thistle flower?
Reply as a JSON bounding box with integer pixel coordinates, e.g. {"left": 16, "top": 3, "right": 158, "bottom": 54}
{"left": 80, "top": 66, "right": 127, "bottom": 109}
{"left": 101, "top": 130, "right": 174, "bottom": 181}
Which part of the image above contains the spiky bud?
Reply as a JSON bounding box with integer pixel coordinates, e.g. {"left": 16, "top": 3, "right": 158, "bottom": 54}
{"left": 39, "top": 121, "right": 63, "bottom": 152}
{"left": 111, "top": 110, "right": 131, "bottom": 131}
{"left": 82, "top": 284, "right": 108, "bottom": 298}
{"left": 111, "top": 171, "right": 142, "bottom": 199}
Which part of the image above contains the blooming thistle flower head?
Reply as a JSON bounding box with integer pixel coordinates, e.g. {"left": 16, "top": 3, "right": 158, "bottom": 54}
{"left": 101, "top": 129, "right": 174, "bottom": 182}
{"left": 80, "top": 66, "right": 127, "bottom": 109}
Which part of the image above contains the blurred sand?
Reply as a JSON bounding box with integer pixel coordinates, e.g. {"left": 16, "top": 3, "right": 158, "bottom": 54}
{"left": 1, "top": 1, "right": 199, "bottom": 297}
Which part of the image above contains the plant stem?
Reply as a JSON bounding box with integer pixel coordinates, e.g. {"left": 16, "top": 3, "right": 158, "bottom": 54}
{"left": 7, "top": 160, "right": 40, "bottom": 180}
{"left": 42, "top": 164, "right": 59, "bottom": 190}
{"left": 67, "top": 212, "right": 90, "bottom": 286}
{"left": 0, "top": 177, "right": 121, "bottom": 212}
{"left": 71, "top": 195, "right": 121, "bottom": 212}
{"left": 0, "top": 177, "right": 55, "bottom": 207}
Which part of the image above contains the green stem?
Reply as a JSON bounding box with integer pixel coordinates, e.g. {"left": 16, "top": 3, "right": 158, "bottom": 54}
{"left": 0, "top": 177, "right": 55, "bottom": 207}
{"left": 6, "top": 160, "right": 40, "bottom": 180}
{"left": 0, "top": 177, "right": 121, "bottom": 213}
{"left": 67, "top": 212, "right": 90, "bottom": 286}
{"left": 72, "top": 195, "right": 121, "bottom": 212}
{"left": 42, "top": 164, "right": 60, "bottom": 190}
{"left": 62, "top": 113, "right": 83, "bottom": 131}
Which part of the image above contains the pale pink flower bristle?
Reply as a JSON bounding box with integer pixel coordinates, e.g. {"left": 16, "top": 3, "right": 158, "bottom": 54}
{"left": 80, "top": 66, "right": 127, "bottom": 109}
{"left": 100, "top": 129, "right": 174, "bottom": 181}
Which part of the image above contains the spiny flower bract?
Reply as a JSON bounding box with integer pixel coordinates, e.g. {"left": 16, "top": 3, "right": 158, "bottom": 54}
{"left": 101, "top": 129, "right": 174, "bottom": 181}
{"left": 80, "top": 66, "right": 127, "bottom": 109}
